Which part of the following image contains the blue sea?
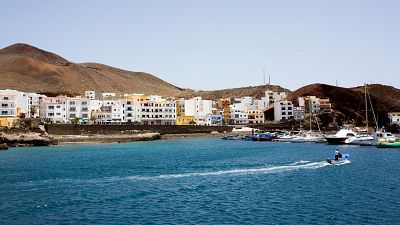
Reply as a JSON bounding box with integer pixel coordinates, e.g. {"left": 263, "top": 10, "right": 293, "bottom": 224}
{"left": 0, "top": 138, "right": 399, "bottom": 225}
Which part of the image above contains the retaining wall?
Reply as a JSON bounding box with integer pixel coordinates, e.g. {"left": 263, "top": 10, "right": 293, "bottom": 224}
{"left": 45, "top": 124, "right": 233, "bottom": 135}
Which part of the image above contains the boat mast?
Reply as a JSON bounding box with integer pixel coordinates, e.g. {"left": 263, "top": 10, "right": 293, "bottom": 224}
{"left": 365, "top": 83, "right": 368, "bottom": 131}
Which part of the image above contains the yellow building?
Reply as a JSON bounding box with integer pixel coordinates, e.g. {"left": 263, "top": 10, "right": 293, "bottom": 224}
{"left": 220, "top": 98, "right": 230, "bottom": 124}
{"left": 123, "top": 94, "right": 147, "bottom": 103}
{"left": 176, "top": 116, "right": 195, "bottom": 125}
{"left": 0, "top": 118, "right": 17, "bottom": 128}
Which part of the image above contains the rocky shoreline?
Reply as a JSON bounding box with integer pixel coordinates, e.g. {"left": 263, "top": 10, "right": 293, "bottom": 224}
{"left": 53, "top": 132, "right": 161, "bottom": 144}
{"left": 0, "top": 130, "right": 225, "bottom": 150}
{"left": 0, "top": 132, "right": 57, "bottom": 150}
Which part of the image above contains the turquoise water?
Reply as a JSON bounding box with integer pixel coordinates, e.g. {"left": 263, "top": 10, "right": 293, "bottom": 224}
{"left": 0, "top": 138, "right": 399, "bottom": 224}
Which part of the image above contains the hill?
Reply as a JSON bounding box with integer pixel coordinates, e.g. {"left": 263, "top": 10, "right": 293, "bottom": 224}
{"left": 178, "top": 85, "right": 290, "bottom": 100}
{"left": 0, "top": 43, "right": 183, "bottom": 96}
{"left": 287, "top": 83, "right": 400, "bottom": 127}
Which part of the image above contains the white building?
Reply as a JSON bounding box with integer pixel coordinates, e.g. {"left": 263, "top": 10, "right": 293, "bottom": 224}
{"left": 247, "top": 109, "right": 264, "bottom": 124}
{"left": 274, "top": 100, "right": 294, "bottom": 122}
{"left": 140, "top": 96, "right": 176, "bottom": 125}
{"left": 184, "top": 97, "right": 213, "bottom": 125}
{"left": 0, "top": 93, "right": 17, "bottom": 117}
{"left": 40, "top": 96, "right": 68, "bottom": 123}
{"left": 66, "top": 97, "right": 91, "bottom": 121}
{"left": 85, "top": 91, "right": 96, "bottom": 100}
{"left": 0, "top": 89, "right": 31, "bottom": 118}
{"left": 229, "top": 105, "right": 248, "bottom": 125}
{"left": 388, "top": 112, "right": 400, "bottom": 125}
{"left": 299, "top": 96, "right": 320, "bottom": 113}
{"left": 293, "top": 107, "right": 305, "bottom": 120}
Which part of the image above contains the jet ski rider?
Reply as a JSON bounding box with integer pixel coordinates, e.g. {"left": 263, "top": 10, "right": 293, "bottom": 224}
{"left": 335, "top": 149, "right": 342, "bottom": 161}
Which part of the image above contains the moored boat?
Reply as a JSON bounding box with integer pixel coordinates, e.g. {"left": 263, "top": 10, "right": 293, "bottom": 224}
{"left": 376, "top": 141, "right": 400, "bottom": 148}
{"left": 325, "top": 128, "right": 357, "bottom": 144}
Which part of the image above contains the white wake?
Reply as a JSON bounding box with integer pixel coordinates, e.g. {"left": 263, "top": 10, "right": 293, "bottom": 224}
{"left": 123, "top": 161, "right": 331, "bottom": 181}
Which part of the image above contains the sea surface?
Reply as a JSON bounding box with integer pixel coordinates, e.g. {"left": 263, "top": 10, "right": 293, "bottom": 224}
{"left": 0, "top": 138, "right": 399, "bottom": 225}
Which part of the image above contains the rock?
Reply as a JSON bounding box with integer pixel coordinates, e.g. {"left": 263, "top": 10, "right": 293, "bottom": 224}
{"left": 0, "top": 143, "right": 8, "bottom": 150}
{"left": 0, "top": 132, "right": 58, "bottom": 147}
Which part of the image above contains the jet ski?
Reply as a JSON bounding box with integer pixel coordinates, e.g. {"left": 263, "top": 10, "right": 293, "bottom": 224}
{"left": 326, "top": 153, "right": 350, "bottom": 165}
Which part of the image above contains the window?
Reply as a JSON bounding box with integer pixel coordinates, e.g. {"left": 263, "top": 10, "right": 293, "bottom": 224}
{"left": 56, "top": 113, "right": 61, "bottom": 116}
{"left": 82, "top": 114, "right": 88, "bottom": 118}
{"left": 82, "top": 102, "right": 88, "bottom": 105}
{"left": 69, "top": 114, "right": 76, "bottom": 118}
{"left": 48, "top": 106, "right": 54, "bottom": 109}
{"left": 56, "top": 105, "right": 61, "bottom": 109}
{"left": 4, "top": 97, "right": 9, "bottom": 100}
{"left": 48, "top": 113, "right": 54, "bottom": 117}
{"left": 70, "top": 107, "right": 76, "bottom": 112}
{"left": 69, "top": 101, "right": 75, "bottom": 105}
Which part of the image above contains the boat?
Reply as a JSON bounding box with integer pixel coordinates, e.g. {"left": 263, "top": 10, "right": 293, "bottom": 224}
{"left": 345, "top": 133, "right": 375, "bottom": 146}
{"left": 252, "top": 132, "right": 277, "bottom": 141}
{"left": 275, "top": 134, "right": 294, "bottom": 142}
{"left": 325, "top": 127, "right": 357, "bottom": 144}
{"left": 221, "top": 133, "right": 244, "bottom": 140}
{"left": 326, "top": 153, "right": 350, "bottom": 165}
{"left": 376, "top": 141, "right": 400, "bottom": 148}
{"left": 292, "top": 132, "right": 326, "bottom": 143}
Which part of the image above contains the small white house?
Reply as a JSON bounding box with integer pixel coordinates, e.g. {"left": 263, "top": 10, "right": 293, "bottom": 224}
{"left": 388, "top": 112, "right": 400, "bottom": 125}
{"left": 274, "top": 100, "right": 294, "bottom": 122}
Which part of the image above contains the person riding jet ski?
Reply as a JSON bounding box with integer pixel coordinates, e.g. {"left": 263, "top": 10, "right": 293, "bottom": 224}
{"left": 334, "top": 149, "right": 342, "bottom": 161}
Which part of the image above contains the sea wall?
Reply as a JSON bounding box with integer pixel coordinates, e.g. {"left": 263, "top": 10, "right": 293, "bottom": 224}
{"left": 45, "top": 124, "right": 233, "bottom": 136}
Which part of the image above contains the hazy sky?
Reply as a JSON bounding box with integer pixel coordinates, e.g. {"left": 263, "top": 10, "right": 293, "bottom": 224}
{"left": 1, "top": 0, "right": 399, "bottom": 91}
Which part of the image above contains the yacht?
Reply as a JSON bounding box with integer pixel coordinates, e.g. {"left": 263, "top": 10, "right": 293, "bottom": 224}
{"left": 325, "top": 127, "right": 357, "bottom": 144}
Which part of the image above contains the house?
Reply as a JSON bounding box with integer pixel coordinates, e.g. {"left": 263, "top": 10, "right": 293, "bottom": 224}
{"left": 206, "top": 114, "right": 222, "bottom": 126}
{"left": 40, "top": 96, "right": 68, "bottom": 123}
{"left": 274, "top": 100, "right": 294, "bottom": 121}
{"left": 184, "top": 97, "right": 212, "bottom": 125}
{"left": 140, "top": 96, "right": 176, "bottom": 125}
{"left": 85, "top": 91, "right": 96, "bottom": 100}
{"left": 247, "top": 109, "right": 264, "bottom": 124}
{"left": 229, "top": 105, "right": 248, "bottom": 125}
{"left": 293, "top": 107, "right": 305, "bottom": 120}
{"left": 176, "top": 115, "right": 195, "bottom": 125}
{"left": 388, "top": 112, "right": 400, "bottom": 125}
{"left": 219, "top": 98, "right": 230, "bottom": 125}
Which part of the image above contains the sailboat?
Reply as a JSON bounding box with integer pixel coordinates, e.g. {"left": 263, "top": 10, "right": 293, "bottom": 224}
{"left": 292, "top": 99, "right": 326, "bottom": 143}
{"left": 345, "top": 84, "right": 375, "bottom": 145}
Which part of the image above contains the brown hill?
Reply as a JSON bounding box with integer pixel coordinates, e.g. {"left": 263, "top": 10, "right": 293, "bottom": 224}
{"left": 0, "top": 43, "right": 183, "bottom": 96}
{"left": 178, "top": 85, "right": 290, "bottom": 100}
{"left": 287, "top": 83, "right": 400, "bottom": 127}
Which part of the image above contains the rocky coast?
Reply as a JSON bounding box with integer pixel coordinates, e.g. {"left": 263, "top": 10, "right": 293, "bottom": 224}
{"left": 0, "top": 132, "right": 57, "bottom": 149}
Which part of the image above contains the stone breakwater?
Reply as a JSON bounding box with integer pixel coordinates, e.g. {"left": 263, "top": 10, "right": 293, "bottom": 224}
{"left": 0, "top": 132, "right": 58, "bottom": 148}
{"left": 53, "top": 132, "right": 161, "bottom": 143}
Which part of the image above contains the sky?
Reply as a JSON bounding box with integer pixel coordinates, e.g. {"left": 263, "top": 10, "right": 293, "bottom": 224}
{"left": 1, "top": 0, "right": 399, "bottom": 91}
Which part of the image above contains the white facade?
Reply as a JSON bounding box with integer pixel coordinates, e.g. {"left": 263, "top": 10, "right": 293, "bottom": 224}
{"left": 230, "top": 105, "right": 248, "bottom": 125}
{"left": 388, "top": 112, "right": 400, "bottom": 125}
{"left": 140, "top": 96, "right": 176, "bottom": 125}
{"left": 66, "top": 97, "right": 91, "bottom": 121}
{"left": 274, "top": 100, "right": 294, "bottom": 122}
{"left": 293, "top": 107, "right": 305, "bottom": 120}
{"left": 247, "top": 109, "right": 264, "bottom": 124}
{"left": 184, "top": 97, "right": 213, "bottom": 125}
{"left": 85, "top": 91, "right": 96, "bottom": 100}
{"left": 0, "top": 89, "right": 30, "bottom": 118}
{"left": 40, "top": 96, "right": 67, "bottom": 123}
{"left": 102, "top": 93, "right": 116, "bottom": 98}
{"left": 122, "top": 99, "right": 141, "bottom": 123}
{"left": 0, "top": 93, "right": 17, "bottom": 117}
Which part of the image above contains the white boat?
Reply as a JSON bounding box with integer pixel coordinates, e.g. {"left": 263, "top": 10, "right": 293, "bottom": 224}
{"left": 325, "top": 127, "right": 357, "bottom": 144}
{"left": 292, "top": 132, "right": 326, "bottom": 143}
{"left": 345, "top": 133, "right": 375, "bottom": 145}
{"left": 276, "top": 134, "right": 294, "bottom": 142}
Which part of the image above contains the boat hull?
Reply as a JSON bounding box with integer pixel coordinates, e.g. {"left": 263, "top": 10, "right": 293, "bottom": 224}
{"left": 325, "top": 137, "right": 348, "bottom": 144}
{"left": 376, "top": 142, "right": 400, "bottom": 148}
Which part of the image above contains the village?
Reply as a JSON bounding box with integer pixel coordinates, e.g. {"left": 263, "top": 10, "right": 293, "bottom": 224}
{"left": 1, "top": 88, "right": 400, "bottom": 129}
